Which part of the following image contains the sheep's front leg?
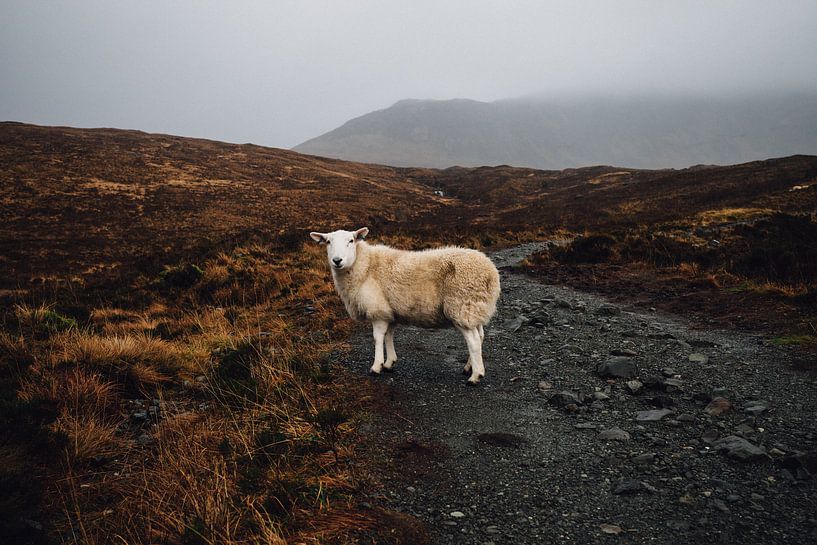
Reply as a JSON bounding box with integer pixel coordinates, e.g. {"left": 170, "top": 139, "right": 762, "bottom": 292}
{"left": 458, "top": 327, "right": 485, "bottom": 384}
{"left": 369, "top": 320, "right": 389, "bottom": 375}
{"left": 383, "top": 323, "right": 398, "bottom": 371}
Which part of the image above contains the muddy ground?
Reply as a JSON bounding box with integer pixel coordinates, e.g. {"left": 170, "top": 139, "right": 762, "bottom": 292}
{"left": 344, "top": 244, "right": 817, "bottom": 545}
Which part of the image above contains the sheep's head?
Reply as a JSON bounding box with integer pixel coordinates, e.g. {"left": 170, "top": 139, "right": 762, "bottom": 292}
{"left": 309, "top": 227, "right": 369, "bottom": 271}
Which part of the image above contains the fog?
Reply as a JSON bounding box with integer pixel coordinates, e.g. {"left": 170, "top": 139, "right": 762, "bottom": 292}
{"left": 2, "top": 1, "right": 816, "bottom": 148}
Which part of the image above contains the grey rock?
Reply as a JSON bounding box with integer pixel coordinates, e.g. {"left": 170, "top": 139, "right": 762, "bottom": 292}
{"left": 632, "top": 452, "right": 655, "bottom": 465}
{"left": 613, "top": 479, "right": 643, "bottom": 495}
{"left": 136, "top": 433, "right": 153, "bottom": 446}
{"left": 611, "top": 348, "right": 638, "bottom": 357}
{"left": 548, "top": 390, "right": 582, "bottom": 407}
{"left": 712, "top": 435, "right": 768, "bottom": 462}
{"left": 598, "top": 428, "right": 631, "bottom": 441}
{"left": 744, "top": 400, "right": 769, "bottom": 415}
{"left": 689, "top": 353, "right": 709, "bottom": 364}
{"left": 505, "top": 315, "right": 527, "bottom": 332}
{"left": 636, "top": 408, "right": 673, "bottom": 422}
{"left": 592, "top": 391, "right": 611, "bottom": 401}
{"left": 663, "top": 378, "right": 684, "bottom": 391}
{"left": 596, "top": 303, "right": 621, "bottom": 316}
{"left": 626, "top": 380, "right": 643, "bottom": 394}
{"left": 597, "top": 357, "right": 637, "bottom": 379}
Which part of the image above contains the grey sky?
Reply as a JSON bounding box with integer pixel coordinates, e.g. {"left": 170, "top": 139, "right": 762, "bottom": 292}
{"left": 2, "top": 1, "right": 816, "bottom": 148}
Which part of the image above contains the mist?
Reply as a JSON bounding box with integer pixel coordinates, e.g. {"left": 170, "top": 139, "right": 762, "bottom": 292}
{"left": 2, "top": 1, "right": 816, "bottom": 148}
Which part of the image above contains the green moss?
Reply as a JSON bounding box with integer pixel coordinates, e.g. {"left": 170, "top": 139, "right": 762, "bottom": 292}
{"left": 771, "top": 335, "right": 817, "bottom": 346}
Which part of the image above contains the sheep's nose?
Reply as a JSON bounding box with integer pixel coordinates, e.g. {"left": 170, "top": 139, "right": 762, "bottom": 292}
{"left": 332, "top": 257, "right": 343, "bottom": 266}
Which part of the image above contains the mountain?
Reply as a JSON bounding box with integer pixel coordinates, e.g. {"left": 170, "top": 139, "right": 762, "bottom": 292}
{"left": 294, "top": 94, "right": 817, "bottom": 169}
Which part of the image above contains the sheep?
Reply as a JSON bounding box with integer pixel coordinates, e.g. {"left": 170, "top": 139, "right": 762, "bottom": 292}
{"left": 309, "top": 227, "right": 501, "bottom": 384}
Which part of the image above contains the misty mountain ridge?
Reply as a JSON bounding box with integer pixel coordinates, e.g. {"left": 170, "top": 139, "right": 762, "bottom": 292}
{"left": 294, "top": 93, "right": 817, "bottom": 169}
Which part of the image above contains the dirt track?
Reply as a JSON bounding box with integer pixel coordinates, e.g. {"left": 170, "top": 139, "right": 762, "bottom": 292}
{"left": 346, "top": 244, "right": 817, "bottom": 544}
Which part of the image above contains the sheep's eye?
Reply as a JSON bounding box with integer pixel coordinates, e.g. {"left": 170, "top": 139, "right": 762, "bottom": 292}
{"left": 349, "top": 239, "right": 354, "bottom": 244}
{"left": 326, "top": 240, "right": 331, "bottom": 245}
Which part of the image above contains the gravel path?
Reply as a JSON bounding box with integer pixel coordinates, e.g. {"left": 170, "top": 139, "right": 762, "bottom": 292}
{"left": 348, "top": 243, "right": 817, "bottom": 545}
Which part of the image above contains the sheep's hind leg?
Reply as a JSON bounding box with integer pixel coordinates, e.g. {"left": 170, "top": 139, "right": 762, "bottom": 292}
{"left": 463, "top": 325, "right": 484, "bottom": 375}
{"left": 383, "top": 323, "right": 398, "bottom": 371}
{"left": 369, "top": 320, "right": 389, "bottom": 375}
{"left": 458, "top": 327, "right": 485, "bottom": 384}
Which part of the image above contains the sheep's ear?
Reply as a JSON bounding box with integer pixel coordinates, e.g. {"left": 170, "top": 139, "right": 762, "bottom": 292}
{"left": 354, "top": 227, "right": 369, "bottom": 241}
{"left": 310, "top": 232, "right": 328, "bottom": 244}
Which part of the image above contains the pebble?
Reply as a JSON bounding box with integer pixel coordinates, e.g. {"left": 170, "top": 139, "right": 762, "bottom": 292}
{"left": 632, "top": 452, "right": 655, "bottom": 465}
{"left": 626, "top": 380, "right": 643, "bottom": 394}
{"left": 636, "top": 408, "right": 673, "bottom": 422}
{"left": 712, "top": 435, "right": 767, "bottom": 462}
{"left": 744, "top": 400, "right": 769, "bottom": 416}
{"left": 599, "top": 428, "right": 631, "bottom": 441}
{"left": 613, "top": 479, "right": 643, "bottom": 495}
{"left": 705, "top": 397, "right": 732, "bottom": 416}
{"left": 450, "top": 511, "right": 466, "bottom": 518}
{"left": 689, "top": 353, "right": 709, "bottom": 364}
{"left": 597, "top": 357, "right": 638, "bottom": 379}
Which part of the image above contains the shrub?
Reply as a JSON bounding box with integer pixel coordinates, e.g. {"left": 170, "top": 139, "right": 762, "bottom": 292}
{"left": 159, "top": 263, "right": 204, "bottom": 289}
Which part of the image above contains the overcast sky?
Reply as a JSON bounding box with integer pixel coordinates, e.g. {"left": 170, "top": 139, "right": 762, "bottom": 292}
{"left": 2, "top": 1, "right": 816, "bottom": 148}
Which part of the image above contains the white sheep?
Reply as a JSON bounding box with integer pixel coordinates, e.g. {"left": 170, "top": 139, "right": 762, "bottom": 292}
{"left": 309, "top": 227, "right": 501, "bottom": 384}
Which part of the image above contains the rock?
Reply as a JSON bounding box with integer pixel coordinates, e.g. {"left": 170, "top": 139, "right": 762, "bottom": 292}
{"left": 713, "top": 435, "right": 767, "bottom": 462}
{"left": 485, "top": 525, "right": 500, "bottom": 534}
{"left": 713, "top": 499, "right": 730, "bottom": 513}
{"left": 744, "top": 400, "right": 769, "bottom": 416}
{"left": 599, "top": 523, "right": 623, "bottom": 535}
{"left": 505, "top": 315, "right": 526, "bottom": 332}
{"left": 661, "top": 367, "right": 677, "bottom": 377}
{"left": 136, "top": 433, "right": 153, "bottom": 446}
{"left": 625, "top": 380, "right": 643, "bottom": 394}
{"left": 636, "top": 408, "right": 673, "bottom": 422}
{"left": 705, "top": 397, "right": 732, "bottom": 416}
{"left": 646, "top": 395, "right": 676, "bottom": 408}
{"left": 780, "top": 450, "right": 817, "bottom": 479}
{"left": 677, "top": 413, "right": 696, "bottom": 423}
{"left": 632, "top": 452, "right": 655, "bottom": 465}
{"left": 548, "top": 390, "right": 582, "bottom": 407}
{"left": 663, "top": 378, "right": 684, "bottom": 392}
{"left": 596, "top": 303, "right": 621, "bottom": 316}
{"left": 574, "top": 422, "right": 599, "bottom": 429}
{"left": 599, "top": 428, "right": 631, "bottom": 441}
{"left": 689, "top": 353, "right": 709, "bottom": 364}
{"left": 597, "top": 357, "right": 637, "bottom": 379}
{"left": 450, "top": 511, "right": 465, "bottom": 518}
{"left": 592, "top": 391, "right": 610, "bottom": 401}
{"left": 611, "top": 348, "right": 638, "bottom": 357}
{"left": 537, "top": 380, "right": 554, "bottom": 390}
{"left": 613, "top": 479, "right": 642, "bottom": 495}
{"left": 701, "top": 429, "right": 719, "bottom": 443}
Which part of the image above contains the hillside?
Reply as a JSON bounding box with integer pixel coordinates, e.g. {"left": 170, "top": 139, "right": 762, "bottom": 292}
{"left": 294, "top": 94, "right": 817, "bottom": 169}
{"left": 3, "top": 122, "right": 817, "bottom": 293}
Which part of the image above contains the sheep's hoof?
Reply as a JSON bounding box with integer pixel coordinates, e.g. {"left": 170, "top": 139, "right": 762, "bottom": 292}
{"left": 382, "top": 364, "right": 396, "bottom": 373}
{"left": 368, "top": 367, "right": 381, "bottom": 376}
{"left": 462, "top": 366, "right": 472, "bottom": 376}
{"left": 466, "top": 377, "right": 481, "bottom": 386}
